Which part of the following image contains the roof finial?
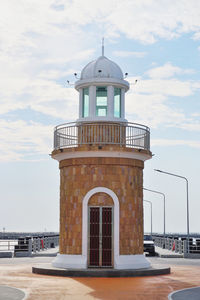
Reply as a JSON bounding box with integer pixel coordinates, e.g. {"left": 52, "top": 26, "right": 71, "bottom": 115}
{"left": 102, "top": 37, "right": 104, "bottom": 56}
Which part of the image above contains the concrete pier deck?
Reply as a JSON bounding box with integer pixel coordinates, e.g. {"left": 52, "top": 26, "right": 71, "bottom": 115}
{"left": 0, "top": 247, "right": 200, "bottom": 299}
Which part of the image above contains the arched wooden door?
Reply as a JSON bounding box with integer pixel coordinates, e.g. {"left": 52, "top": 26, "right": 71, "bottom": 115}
{"left": 88, "top": 206, "right": 113, "bottom": 267}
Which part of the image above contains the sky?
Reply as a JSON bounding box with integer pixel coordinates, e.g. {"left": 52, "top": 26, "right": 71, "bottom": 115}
{"left": 0, "top": 0, "right": 200, "bottom": 234}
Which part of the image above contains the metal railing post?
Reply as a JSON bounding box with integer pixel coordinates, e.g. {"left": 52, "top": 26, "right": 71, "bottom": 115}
{"left": 183, "top": 240, "right": 188, "bottom": 254}
{"left": 28, "top": 239, "right": 32, "bottom": 256}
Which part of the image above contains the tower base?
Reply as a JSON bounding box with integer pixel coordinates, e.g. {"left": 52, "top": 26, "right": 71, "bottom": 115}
{"left": 32, "top": 263, "right": 171, "bottom": 277}
{"left": 52, "top": 254, "right": 151, "bottom": 270}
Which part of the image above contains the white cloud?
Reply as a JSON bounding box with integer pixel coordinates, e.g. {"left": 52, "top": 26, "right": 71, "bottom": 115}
{"left": 129, "top": 76, "right": 197, "bottom": 98}
{"left": 1, "top": 0, "right": 200, "bottom": 59}
{"left": 113, "top": 51, "right": 147, "bottom": 58}
{"left": 146, "top": 63, "right": 195, "bottom": 79}
{"left": 0, "top": 120, "right": 53, "bottom": 162}
{"left": 0, "top": 0, "right": 200, "bottom": 162}
{"left": 42, "top": 49, "right": 95, "bottom": 66}
{"left": 0, "top": 75, "right": 79, "bottom": 120}
{"left": 126, "top": 75, "right": 200, "bottom": 130}
{"left": 38, "top": 70, "right": 73, "bottom": 80}
{"left": 0, "top": 1, "right": 97, "bottom": 124}
{"left": 192, "top": 32, "right": 200, "bottom": 41}
{"left": 152, "top": 139, "right": 200, "bottom": 148}
{"left": 178, "top": 122, "right": 200, "bottom": 132}
{"left": 191, "top": 113, "right": 200, "bottom": 117}
{"left": 106, "top": 0, "right": 200, "bottom": 44}
{"left": 126, "top": 92, "right": 185, "bottom": 129}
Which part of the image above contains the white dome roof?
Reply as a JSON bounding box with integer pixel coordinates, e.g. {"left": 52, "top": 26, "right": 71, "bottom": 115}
{"left": 81, "top": 56, "right": 124, "bottom": 80}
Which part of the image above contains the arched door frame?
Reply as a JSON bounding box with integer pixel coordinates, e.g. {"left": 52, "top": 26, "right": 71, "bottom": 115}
{"left": 82, "top": 187, "right": 119, "bottom": 267}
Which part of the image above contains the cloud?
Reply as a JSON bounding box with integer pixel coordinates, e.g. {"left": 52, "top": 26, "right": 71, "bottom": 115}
{"left": 1, "top": 1, "right": 200, "bottom": 60}
{"left": 193, "top": 32, "right": 200, "bottom": 40}
{"left": 152, "top": 139, "right": 200, "bottom": 148}
{"left": 0, "top": 75, "right": 79, "bottom": 120}
{"left": 178, "top": 122, "right": 200, "bottom": 132}
{"left": 38, "top": 70, "right": 73, "bottom": 80}
{"left": 0, "top": 0, "right": 200, "bottom": 162}
{"left": 191, "top": 113, "right": 200, "bottom": 117}
{"left": 113, "top": 51, "right": 147, "bottom": 58}
{"left": 132, "top": 78, "right": 195, "bottom": 97}
{"left": 106, "top": 0, "right": 200, "bottom": 44}
{"left": 0, "top": 120, "right": 53, "bottom": 162}
{"left": 126, "top": 92, "right": 185, "bottom": 129}
{"left": 126, "top": 75, "right": 200, "bottom": 130}
{"left": 146, "top": 63, "right": 195, "bottom": 79}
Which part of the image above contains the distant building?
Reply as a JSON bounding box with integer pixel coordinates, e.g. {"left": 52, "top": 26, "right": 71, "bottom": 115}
{"left": 51, "top": 47, "right": 152, "bottom": 269}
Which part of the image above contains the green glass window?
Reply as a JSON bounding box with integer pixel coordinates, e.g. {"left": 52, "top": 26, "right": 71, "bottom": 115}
{"left": 114, "top": 88, "right": 121, "bottom": 118}
{"left": 96, "top": 86, "right": 107, "bottom": 116}
{"left": 82, "top": 88, "right": 89, "bottom": 117}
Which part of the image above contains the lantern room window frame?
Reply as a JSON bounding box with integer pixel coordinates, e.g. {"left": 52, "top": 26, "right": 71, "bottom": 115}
{"left": 114, "top": 87, "right": 121, "bottom": 118}
{"left": 82, "top": 87, "right": 89, "bottom": 118}
{"left": 96, "top": 86, "right": 108, "bottom": 117}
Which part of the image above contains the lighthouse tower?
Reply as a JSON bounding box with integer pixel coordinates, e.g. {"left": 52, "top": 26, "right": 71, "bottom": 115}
{"left": 51, "top": 48, "right": 152, "bottom": 269}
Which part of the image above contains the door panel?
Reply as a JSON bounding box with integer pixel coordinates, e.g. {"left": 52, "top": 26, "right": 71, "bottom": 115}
{"left": 89, "top": 206, "right": 113, "bottom": 267}
{"left": 89, "top": 207, "right": 100, "bottom": 266}
{"left": 102, "top": 207, "right": 112, "bottom": 267}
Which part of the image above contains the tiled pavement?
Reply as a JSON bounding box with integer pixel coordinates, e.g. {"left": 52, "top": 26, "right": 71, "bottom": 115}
{"left": 0, "top": 249, "right": 200, "bottom": 299}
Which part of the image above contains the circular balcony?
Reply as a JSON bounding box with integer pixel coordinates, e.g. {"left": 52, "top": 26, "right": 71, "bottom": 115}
{"left": 53, "top": 122, "right": 150, "bottom": 151}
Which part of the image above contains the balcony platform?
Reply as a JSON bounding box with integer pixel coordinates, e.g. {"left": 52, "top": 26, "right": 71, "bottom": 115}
{"left": 53, "top": 121, "right": 150, "bottom": 151}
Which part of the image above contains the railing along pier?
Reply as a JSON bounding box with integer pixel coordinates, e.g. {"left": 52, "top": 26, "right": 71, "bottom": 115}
{"left": 153, "top": 235, "right": 200, "bottom": 257}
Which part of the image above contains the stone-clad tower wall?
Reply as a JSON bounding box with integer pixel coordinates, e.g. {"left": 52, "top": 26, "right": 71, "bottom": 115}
{"left": 59, "top": 156, "right": 144, "bottom": 255}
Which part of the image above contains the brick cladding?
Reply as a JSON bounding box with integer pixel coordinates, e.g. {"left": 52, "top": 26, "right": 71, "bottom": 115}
{"left": 59, "top": 155, "right": 144, "bottom": 256}
{"left": 88, "top": 192, "right": 114, "bottom": 206}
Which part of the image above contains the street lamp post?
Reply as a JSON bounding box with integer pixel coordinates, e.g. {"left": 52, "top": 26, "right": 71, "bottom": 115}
{"left": 154, "top": 169, "right": 190, "bottom": 253}
{"left": 143, "top": 188, "right": 166, "bottom": 238}
{"left": 144, "top": 200, "right": 153, "bottom": 236}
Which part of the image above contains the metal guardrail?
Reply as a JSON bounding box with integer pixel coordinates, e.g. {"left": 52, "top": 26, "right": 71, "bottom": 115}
{"left": 0, "top": 231, "right": 59, "bottom": 240}
{"left": 0, "top": 235, "right": 59, "bottom": 257}
{"left": 54, "top": 122, "right": 150, "bottom": 151}
{"left": 154, "top": 236, "right": 200, "bottom": 255}
{"left": 0, "top": 240, "right": 18, "bottom": 252}
{"left": 14, "top": 235, "right": 59, "bottom": 256}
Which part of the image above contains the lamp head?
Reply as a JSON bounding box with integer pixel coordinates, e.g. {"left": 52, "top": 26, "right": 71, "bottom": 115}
{"left": 154, "top": 169, "right": 162, "bottom": 173}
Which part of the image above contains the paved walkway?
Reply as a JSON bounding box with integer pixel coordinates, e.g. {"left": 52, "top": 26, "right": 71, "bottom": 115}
{"left": 0, "top": 255, "right": 200, "bottom": 299}
{"left": 31, "top": 247, "right": 58, "bottom": 257}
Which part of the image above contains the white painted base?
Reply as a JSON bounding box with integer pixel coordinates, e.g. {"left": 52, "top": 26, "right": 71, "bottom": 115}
{"left": 52, "top": 254, "right": 87, "bottom": 269}
{"left": 52, "top": 254, "right": 150, "bottom": 270}
{"left": 114, "top": 254, "right": 151, "bottom": 270}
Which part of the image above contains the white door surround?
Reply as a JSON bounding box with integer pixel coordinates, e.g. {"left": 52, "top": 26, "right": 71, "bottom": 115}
{"left": 82, "top": 187, "right": 119, "bottom": 268}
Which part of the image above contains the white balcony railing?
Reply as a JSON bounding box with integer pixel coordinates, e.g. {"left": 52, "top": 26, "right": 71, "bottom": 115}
{"left": 53, "top": 122, "right": 150, "bottom": 151}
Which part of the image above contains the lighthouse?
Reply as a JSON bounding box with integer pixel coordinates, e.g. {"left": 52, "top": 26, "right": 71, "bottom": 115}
{"left": 51, "top": 47, "right": 152, "bottom": 269}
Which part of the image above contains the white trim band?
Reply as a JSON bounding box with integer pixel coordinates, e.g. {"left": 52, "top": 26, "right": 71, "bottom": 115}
{"left": 52, "top": 150, "right": 151, "bottom": 162}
